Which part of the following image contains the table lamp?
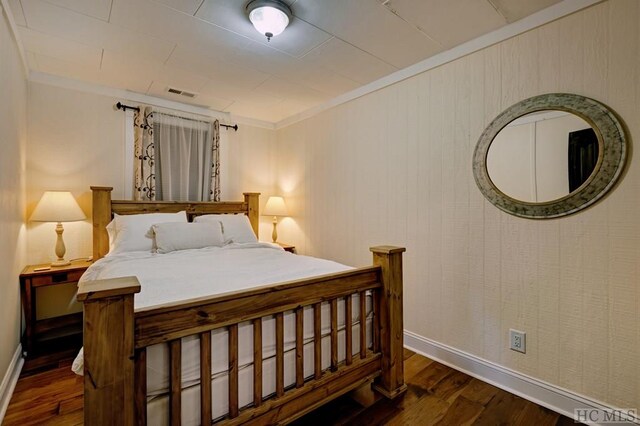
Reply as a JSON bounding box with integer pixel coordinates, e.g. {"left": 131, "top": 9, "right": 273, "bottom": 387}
{"left": 263, "top": 196, "right": 288, "bottom": 243}
{"left": 30, "top": 191, "right": 86, "bottom": 266}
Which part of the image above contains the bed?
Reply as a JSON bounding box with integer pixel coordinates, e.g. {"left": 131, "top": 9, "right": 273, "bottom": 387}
{"left": 78, "top": 186, "right": 406, "bottom": 425}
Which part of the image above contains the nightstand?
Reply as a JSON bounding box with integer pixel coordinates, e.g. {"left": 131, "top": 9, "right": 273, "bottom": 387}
{"left": 19, "top": 259, "right": 92, "bottom": 366}
{"left": 277, "top": 242, "right": 296, "bottom": 253}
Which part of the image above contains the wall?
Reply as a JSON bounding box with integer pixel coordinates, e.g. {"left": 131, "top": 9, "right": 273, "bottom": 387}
{"left": 276, "top": 0, "right": 639, "bottom": 410}
{"left": 26, "top": 82, "right": 276, "bottom": 317}
{"left": 0, "top": 3, "right": 27, "bottom": 384}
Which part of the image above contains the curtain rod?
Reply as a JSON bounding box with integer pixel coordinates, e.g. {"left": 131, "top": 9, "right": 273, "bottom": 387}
{"left": 115, "top": 102, "right": 238, "bottom": 131}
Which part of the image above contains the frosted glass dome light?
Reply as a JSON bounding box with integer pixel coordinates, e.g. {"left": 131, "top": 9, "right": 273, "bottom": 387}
{"left": 246, "top": 0, "right": 292, "bottom": 41}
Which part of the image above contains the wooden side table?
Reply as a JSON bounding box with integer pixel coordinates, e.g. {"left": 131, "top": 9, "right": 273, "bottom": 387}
{"left": 19, "top": 259, "right": 92, "bottom": 362}
{"left": 277, "top": 242, "right": 296, "bottom": 253}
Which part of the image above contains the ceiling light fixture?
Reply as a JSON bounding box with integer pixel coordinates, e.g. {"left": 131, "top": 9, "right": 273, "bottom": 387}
{"left": 246, "top": 0, "right": 292, "bottom": 42}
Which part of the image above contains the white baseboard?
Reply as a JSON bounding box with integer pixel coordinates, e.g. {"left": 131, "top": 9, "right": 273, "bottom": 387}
{"left": 0, "top": 344, "right": 24, "bottom": 423}
{"left": 404, "top": 331, "right": 639, "bottom": 425}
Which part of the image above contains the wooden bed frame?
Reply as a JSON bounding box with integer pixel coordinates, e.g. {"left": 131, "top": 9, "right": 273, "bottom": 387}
{"left": 78, "top": 186, "right": 406, "bottom": 425}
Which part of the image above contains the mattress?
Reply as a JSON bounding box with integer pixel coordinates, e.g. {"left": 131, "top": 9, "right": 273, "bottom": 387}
{"left": 74, "top": 243, "right": 373, "bottom": 424}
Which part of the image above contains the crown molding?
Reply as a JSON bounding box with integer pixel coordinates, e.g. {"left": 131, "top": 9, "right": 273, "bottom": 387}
{"left": 28, "top": 71, "right": 276, "bottom": 130}
{"left": 1, "top": 0, "right": 29, "bottom": 78}
{"left": 274, "top": 0, "right": 603, "bottom": 130}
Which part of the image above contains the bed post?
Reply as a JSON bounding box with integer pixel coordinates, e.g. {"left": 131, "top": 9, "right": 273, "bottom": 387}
{"left": 370, "top": 246, "right": 407, "bottom": 399}
{"left": 91, "top": 186, "right": 113, "bottom": 260}
{"left": 78, "top": 276, "right": 141, "bottom": 426}
{"left": 244, "top": 192, "right": 260, "bottom": 237}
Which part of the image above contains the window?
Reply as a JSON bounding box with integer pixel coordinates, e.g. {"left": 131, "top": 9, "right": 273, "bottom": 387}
{"left": 133, "top": 107, "right": 220, "bottom": 202}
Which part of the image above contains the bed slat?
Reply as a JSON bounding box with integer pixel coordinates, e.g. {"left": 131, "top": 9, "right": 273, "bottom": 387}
{"left": 295, "top": 308, "right": 304, "bottom": 388}
{"left": 253, "top": 318, "right": 262, "bottom": 408}
{"left": 373, "top": 290, "right": 380, "bottom": 353}
{"left": 313, "top": 303, "right": 322, "bottom": 380}
{"left": 345, "top": 295, "right": 353, "bottom": 366}
{"left": 253, "top": 318, "right": 262, "bottom": 407}
{"left": 229, "top": 324, "right": 239, "bottom": 419}
{"left": 330, "top": 299, "right": 338, "bottom": 371}
{"left": 360, "top": 291, "right": 367, "bottom": 359}
{"left": 169, "top": 340, "right": 182, "bottom": 426}
{"left": 134, "top": 348, "right": 147, "bottom": 426}
{"left": 200, "top": 332, "right": 212, "bottom": 425}
{"left": 276, "top": 313, "right": 285, "bottom": 398}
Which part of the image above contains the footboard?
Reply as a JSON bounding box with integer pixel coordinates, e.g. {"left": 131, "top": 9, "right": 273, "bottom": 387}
{"left": 78, "top": 246, "right": 405, "bottom": 425}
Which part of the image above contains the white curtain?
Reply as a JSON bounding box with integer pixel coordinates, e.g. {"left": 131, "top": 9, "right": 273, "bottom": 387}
{"left": 153, "top": 112, "right": 220, "bottom": 201}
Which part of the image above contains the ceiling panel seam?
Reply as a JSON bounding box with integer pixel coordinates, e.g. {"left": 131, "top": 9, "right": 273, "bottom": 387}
{"left": 378, "top": 1, "right": 443, "bottom": 48}
{"left": 293, "top": 14, "right": 399, "bottom": 69}
{"left": 107, "top": 0, "right": 114, "bottom": 23}
{"left": 486, "top": 0, "right": 508, "bottom": 22}
{"left": 193, "top": 0, "right": 205, "bottom": 16}
{"left": 40, "top": 0, "right": 110, "bottom": 23}
{"left": 163, "top": 44, "right": 177, "bottom": 65}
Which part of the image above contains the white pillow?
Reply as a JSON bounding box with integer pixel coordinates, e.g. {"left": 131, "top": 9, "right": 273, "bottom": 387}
{"left": 194, "top": 214, "right": 257, "bottom": 243}
{"left": 106, "top": 219, "right": 117, "bottom": 252}
{"left": 152, "top": 222, "right": 225, "bottom": 253}
{"left": 109, "top": 211, "right": 188, "bottom": 255}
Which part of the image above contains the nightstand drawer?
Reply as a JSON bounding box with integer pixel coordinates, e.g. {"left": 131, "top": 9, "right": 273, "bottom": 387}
{"left": 30, "top": 269, "right": 85, "bottom": 287}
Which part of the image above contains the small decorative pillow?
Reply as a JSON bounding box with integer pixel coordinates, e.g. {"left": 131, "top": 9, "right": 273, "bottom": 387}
{"left": 194, "top": 214, "right": 257, "bottom": 243}
{"left": 152, "top": 222, "right": 225, "bottom": 254}
{"left": 109, "top": 211, "right": 188, "bottom": 255}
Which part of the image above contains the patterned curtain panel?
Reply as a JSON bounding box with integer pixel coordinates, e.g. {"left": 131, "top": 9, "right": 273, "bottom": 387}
{"left": 210, "top": 120, "right": 221, "bottom": 202}
{"left": 133, "top": 106, "right": 156, "bottom": 201}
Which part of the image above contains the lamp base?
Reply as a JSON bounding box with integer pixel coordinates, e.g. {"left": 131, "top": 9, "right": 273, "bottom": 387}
{"left": 53, "top": 222, "right": 69, "bottom": 267}
{"left": 271, "top": 217, "right": 278, "bottom": 243}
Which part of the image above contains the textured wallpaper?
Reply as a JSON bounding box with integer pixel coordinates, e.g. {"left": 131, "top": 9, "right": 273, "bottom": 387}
{"left": 0, "top": 6, "right": 27, "bottom": 381}
{"left": 275, "top": 0, "right": 639, "bottom": 410}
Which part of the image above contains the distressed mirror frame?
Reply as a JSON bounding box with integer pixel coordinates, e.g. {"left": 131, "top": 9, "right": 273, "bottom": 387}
{"left": 473, "top": 93, "right": 627, "bottom": 219}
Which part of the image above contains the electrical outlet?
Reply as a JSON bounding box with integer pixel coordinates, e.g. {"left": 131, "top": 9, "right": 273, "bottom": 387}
{"left": 509, "top": 329, "right": 526, "bottom": 354}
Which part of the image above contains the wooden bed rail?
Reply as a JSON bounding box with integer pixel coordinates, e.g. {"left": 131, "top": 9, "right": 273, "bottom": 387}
{"left": 78, "top": 246, "right": 405, "bottom": 425}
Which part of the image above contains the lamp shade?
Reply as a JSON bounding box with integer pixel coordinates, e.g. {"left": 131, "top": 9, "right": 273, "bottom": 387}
{"left": 30, "top": 191, "right": 86, "bottom": 223}
{"left": 263, "top": 196, "right": 288, "bottom": 217}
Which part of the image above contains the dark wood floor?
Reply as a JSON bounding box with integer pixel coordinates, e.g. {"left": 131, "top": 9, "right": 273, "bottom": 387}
{"left": 3, "top": 358, "right": 83, "bottom": 426}
{"left": 3, "top": 350, "right": 576, "bottom": 425}
{"left": 293, "top": 350, "right": 576, "bottom": 425}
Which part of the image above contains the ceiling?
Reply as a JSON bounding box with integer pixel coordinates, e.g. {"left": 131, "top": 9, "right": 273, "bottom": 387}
{"left": 8, "top": 0, "right": 562, "bottom": 123}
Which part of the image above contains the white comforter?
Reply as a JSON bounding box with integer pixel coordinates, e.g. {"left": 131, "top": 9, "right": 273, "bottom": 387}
{"left": 80, "top": 242, "right": 351, "bottom": 310}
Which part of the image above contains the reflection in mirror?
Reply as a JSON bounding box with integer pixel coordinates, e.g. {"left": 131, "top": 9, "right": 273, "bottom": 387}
{"left": 487, "top": 110, "right": 597, "bottom": 203}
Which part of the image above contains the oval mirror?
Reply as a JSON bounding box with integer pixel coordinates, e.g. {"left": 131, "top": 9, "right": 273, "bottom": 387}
{"left": 473, "top": 94, "right": 627, "bottom": 219}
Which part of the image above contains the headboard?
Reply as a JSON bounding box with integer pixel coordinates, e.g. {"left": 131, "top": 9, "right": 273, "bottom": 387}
{"left": 91, "top": 186, "right": 260, "bottom": 260}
